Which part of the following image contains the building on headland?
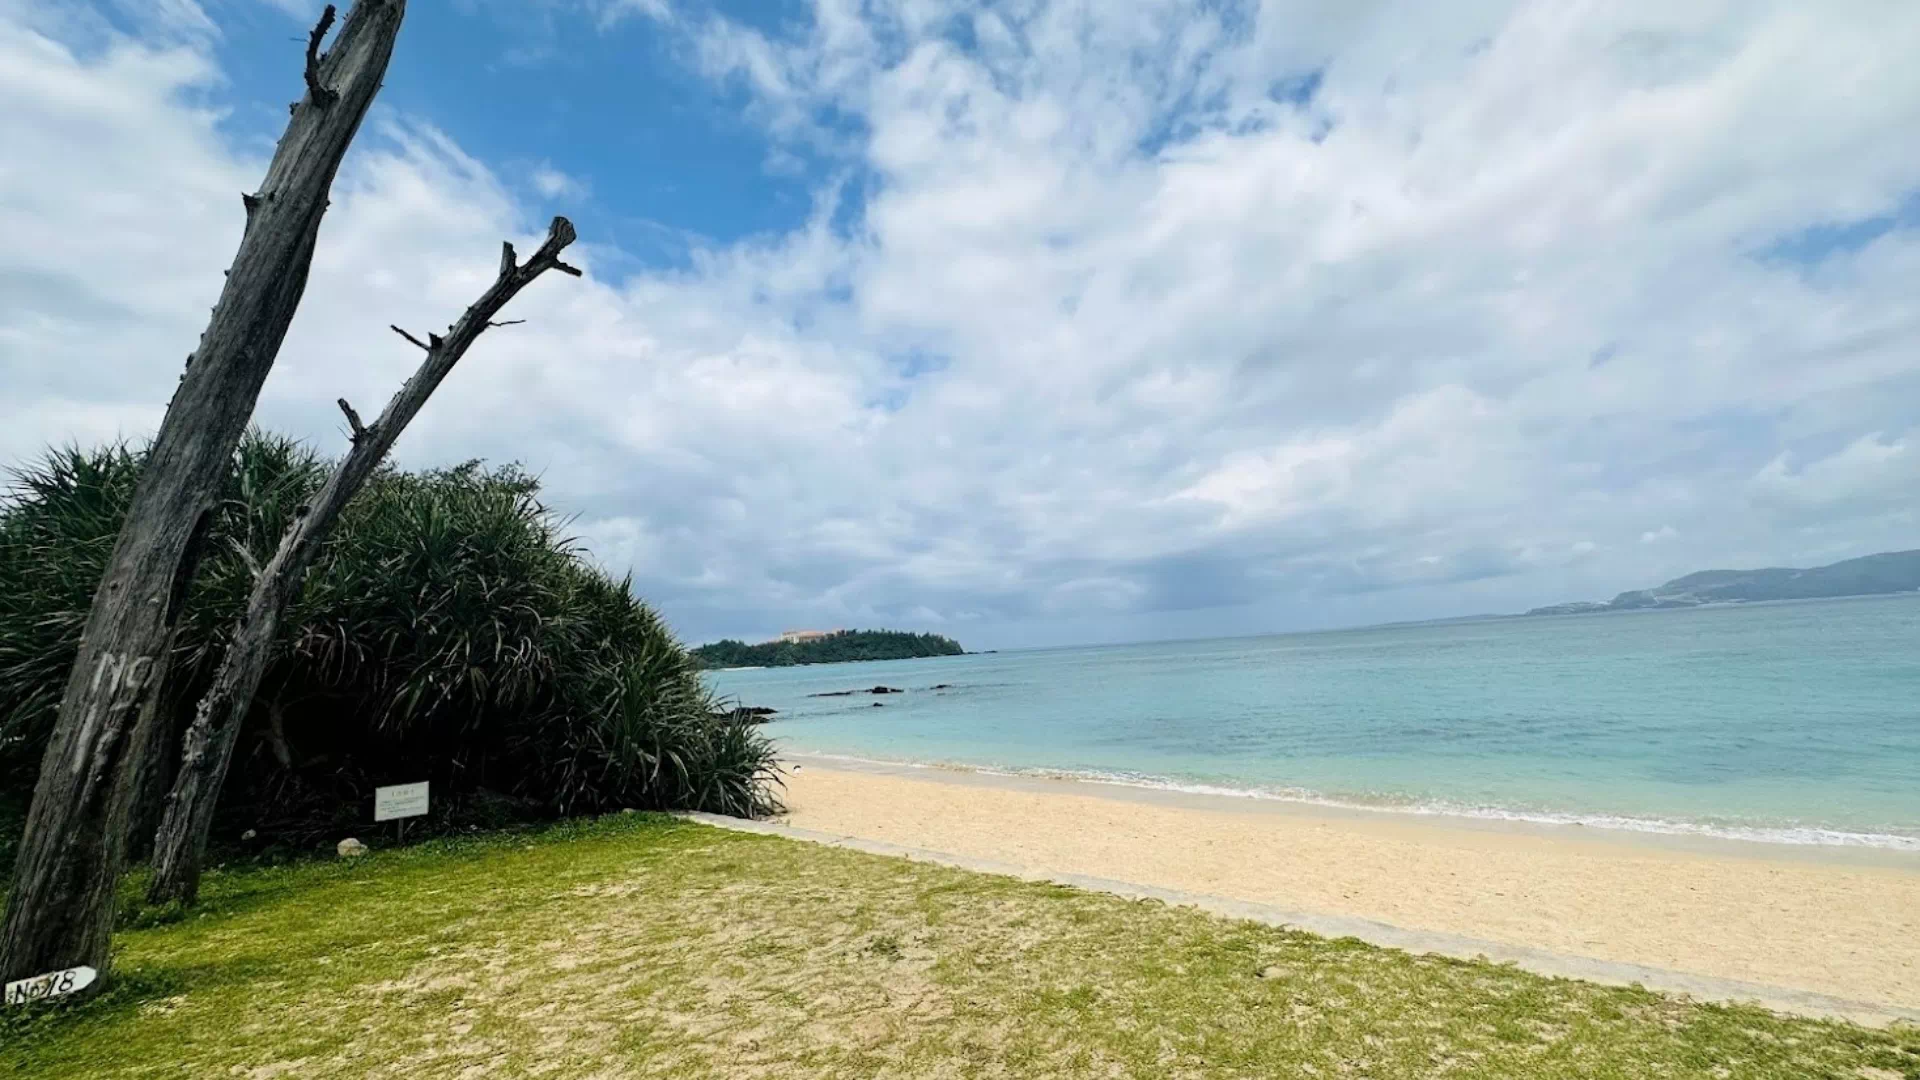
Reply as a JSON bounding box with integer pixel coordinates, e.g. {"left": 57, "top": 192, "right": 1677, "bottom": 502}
{"left": 776, "top": 629, "right": 838, "bottom": 645}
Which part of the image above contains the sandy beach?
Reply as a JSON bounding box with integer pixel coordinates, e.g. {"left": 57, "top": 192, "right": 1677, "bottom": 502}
{"left": 778, "top": 757, "right": 1920, "bottom": 1013}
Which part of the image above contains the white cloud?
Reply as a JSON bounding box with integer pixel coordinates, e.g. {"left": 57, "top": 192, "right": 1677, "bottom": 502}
{"left": 1751, "top": 434, "right": 1919, "bottom": 522}
{"left": 141, "top": 0, "right": 217, "bottom": 36}
{"left": 530, "top": 163, "right": 586, "bottom": 200}
{"left": 595, "top": 0, "right": 671, "bottom": 28}
{"left": 4, "top": 0, "right": 1920, "bottom": 647}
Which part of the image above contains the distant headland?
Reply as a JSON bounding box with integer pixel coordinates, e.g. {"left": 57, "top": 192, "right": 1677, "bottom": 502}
{"left": 1524, "top": 549, "right": 1920, "bottom": 616}
{"left": 691, "top": 629, "right": 966, "bottom": 669}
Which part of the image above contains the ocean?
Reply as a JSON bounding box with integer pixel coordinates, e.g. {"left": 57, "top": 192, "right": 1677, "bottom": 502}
{"left": 705, "top": 594, "right": 1920, "bottom": 849}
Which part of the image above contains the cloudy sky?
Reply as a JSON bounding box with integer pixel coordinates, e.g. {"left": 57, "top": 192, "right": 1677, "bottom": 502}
{"left": 4, "top": 0, "right": 1918, "bottom": 649}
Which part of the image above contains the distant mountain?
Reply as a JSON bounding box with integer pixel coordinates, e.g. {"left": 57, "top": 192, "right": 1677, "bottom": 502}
{"left": 1524, "top": 550, "right": 1920, "bottom": 616}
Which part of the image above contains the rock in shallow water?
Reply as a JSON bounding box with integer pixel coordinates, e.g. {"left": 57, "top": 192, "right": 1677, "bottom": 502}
{"left": 809, "top": 685, "right": 904, "bottom": 698}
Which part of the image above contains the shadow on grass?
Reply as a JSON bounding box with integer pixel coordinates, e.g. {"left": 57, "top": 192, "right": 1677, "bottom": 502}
{"left": 6, "top": 812, "right": 707, "bottom": 1058}
{"left": 2, "top": 950, "right": 356, "bottom": 1064}
{"left": 1, "top": 964, "right": 212, "bottom": 1047}
{"left": 105, "top": 810, "right": 698, "bottom": 932}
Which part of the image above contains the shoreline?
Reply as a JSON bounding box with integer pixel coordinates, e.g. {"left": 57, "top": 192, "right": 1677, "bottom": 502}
{"left": 783, "top": 750, "right": 1920, "bottom": 860}
{"left": 776, "top": 755, "right": 1920, "bottom": 1010}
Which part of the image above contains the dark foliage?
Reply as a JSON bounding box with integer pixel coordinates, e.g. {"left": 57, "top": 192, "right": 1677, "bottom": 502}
{"left": 0, "top": 435, "right": 781, "bottom": 857}
{"left": 691, "top": 629, "right": 966, "bottom": 669}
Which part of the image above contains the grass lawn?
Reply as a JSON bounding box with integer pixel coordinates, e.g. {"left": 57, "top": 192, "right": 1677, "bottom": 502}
{"left": 2, "top": 814, "right": 1916, "bottom": 1079}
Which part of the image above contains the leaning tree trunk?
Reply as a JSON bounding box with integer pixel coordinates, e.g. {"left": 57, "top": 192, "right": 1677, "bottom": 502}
{"left": 0, "top": 0, "right": 406, "bottom": 985}
{"left": 146, "top": 218, "right": 583, "bottom": 905}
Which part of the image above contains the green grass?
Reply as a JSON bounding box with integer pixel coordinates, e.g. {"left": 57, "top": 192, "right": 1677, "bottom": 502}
{"left": 3, "top": 815, "right": 1916, "bottom": 1078}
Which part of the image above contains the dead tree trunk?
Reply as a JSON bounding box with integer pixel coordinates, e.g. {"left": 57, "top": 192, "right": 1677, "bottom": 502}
{"left": 146, "top": 218, "right": 582, "bottom": 905}
{"left": 0, "top": 0, "right": 406, "bottom": 985}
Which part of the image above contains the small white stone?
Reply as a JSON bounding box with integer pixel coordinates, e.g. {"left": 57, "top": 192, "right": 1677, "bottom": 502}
{"left": 240, "top": 829, "right": 257, "bottom": 841}
{"left": 337, "top": 837, "right": 368, "bottom": 858}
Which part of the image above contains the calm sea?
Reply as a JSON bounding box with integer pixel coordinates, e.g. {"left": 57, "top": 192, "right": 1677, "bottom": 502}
{"left": 706, "top": 594, "right": 1920, "bottom": 849}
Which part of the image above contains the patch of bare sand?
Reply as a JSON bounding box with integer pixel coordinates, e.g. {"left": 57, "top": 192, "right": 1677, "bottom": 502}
{"left": 336, "top": 868, "right": 1060, "bottom": 1079}
{"left": 779, "top": 761, "right": 1920, "bottom": 1009}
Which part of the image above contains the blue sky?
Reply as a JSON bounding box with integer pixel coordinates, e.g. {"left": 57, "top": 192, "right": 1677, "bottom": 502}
{"left": 170, "top": 0, "right": 831, "bottom": 254}
{"left": 4, "top": 0, "right": 1920, "bottom": 649}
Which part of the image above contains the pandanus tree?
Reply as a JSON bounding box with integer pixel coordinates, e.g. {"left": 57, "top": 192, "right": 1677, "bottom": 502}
{"left": 0, "top": 443, "right": 784, "bottom": 876}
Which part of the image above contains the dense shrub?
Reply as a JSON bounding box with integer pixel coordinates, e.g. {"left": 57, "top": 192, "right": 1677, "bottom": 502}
{"left": 0, "top": 434, "right": 780, "bottom": 858}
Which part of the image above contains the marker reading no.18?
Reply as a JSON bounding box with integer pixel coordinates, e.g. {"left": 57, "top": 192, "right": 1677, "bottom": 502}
{"left": 4, "top": 965, "right": 97, "bottom": 1005}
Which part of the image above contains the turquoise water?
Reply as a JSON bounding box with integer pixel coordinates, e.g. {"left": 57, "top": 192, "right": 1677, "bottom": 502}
{"left": 706, "top": 595, "right": 1920, "bottom": 848}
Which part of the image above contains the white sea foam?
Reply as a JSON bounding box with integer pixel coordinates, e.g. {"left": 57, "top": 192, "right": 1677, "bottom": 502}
{"left": 786, "top": 751, "right": 1920, "bottom": 852}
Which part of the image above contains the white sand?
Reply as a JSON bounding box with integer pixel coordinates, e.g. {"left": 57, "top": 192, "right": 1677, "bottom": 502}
{"left": 779, "top": 758, "right": 1920, "bottom": 1010}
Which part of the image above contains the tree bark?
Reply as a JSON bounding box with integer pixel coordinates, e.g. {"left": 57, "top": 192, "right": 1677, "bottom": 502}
{"left": 146, "top": 217, "right": 581, "bottom": 905}
{"left": 0, "top": 0, "right": 406, "bottom": 985}
{"left": 122, "top": 654, "right": 187, "bottom": 864}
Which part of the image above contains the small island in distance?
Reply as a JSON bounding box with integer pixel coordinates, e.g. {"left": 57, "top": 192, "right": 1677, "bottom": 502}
{"left": 692, "top": 628, "right": 966, "bottom": 669}
{"left": 1524, "top": 549, "right": 1920, "bottom": 616}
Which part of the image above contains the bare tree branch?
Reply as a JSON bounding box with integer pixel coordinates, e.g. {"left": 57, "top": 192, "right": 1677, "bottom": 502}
{"left": 304, "top": 5, "right": 339, "bottom": 107}
{"left": 390, "top": 325, "right": 431, "bottom": 351}
{"left": 147, "top": 215, "right": 583, "bottom": 906}
{"left": 336, "top": 398, "right": 368, "bottom": 442}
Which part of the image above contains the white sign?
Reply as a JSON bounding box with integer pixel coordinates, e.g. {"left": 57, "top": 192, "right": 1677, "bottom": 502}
{"left": 5, "top": 965, "right": 97, "bottom": 1006}
{"left": 374, "top": 781, "right": 429, "bottom": 822}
